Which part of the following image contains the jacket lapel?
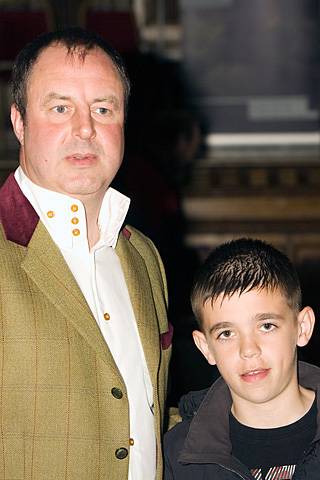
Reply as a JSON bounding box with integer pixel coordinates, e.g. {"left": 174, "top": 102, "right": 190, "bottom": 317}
{"left": 116, "top": 233, "right": 160, "bottom": 387}
{"left": 0, "top": 173, "right": 39, "bottom": 247}
{"left": 22, "top": 221, "right": 121, "bottom": 375}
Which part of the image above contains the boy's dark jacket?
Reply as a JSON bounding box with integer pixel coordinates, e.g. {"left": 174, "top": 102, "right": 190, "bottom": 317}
{"left": 164, "top": 362, "right": 320, "bottom": 479}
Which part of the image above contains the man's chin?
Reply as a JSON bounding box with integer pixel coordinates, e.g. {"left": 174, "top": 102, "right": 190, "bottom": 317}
{"left": 59, "top": 180, "right": 109, "bottom": 199}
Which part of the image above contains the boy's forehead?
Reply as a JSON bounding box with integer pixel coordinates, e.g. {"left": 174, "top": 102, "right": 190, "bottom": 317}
{"left": 201, "top": 287, "right": 292, "bottom": 322}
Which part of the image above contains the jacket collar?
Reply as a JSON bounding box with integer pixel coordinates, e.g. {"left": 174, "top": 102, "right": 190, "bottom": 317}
{"left": 178, "top": 375, "right": 249, "bottom": 476}
{"left": 0, "top": 173, "right": 39, "bottom": 246}
{"left": 0, "top": 172, "right": 131, "bottom": 249}
{"left": 179, "top": 361, "right": 320, "bottom": 472}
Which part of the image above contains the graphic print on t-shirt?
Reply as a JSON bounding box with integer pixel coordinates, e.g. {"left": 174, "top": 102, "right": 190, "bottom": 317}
{"left": 251, "top": 465, "right": 296, "bottom": 479}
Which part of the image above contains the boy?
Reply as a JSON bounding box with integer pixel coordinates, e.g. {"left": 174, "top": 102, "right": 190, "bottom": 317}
{"left": 164, "top": 238, "right": 320, "bottom": 479}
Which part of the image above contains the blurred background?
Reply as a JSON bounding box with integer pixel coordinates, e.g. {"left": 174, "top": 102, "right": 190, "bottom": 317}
{"left": 0, "top": 0, "right": 319, "bottom": 405}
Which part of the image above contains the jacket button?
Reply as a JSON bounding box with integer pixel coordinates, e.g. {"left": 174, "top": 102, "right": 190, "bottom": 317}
{"left": 115, "top": 447, "right": 128, "bottom": 459}
{"left": 111, "top": 387, "right": 123, "bottom": 399}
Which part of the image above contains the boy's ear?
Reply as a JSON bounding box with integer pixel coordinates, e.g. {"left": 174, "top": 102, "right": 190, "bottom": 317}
{"left": 192, "top": 330, "right": 216, "bottom": 366}
{"left": 11, "top": 104, "right": 25, "bottom": 145}
{"left": 296, "top": 306, "right": 315, "bottom": 347}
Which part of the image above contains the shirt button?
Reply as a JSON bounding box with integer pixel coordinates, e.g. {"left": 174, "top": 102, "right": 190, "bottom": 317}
{"left": 71, "top": 204, "right": 78, "bottom": 212}
{"left": 111, "top": 387, "right": 123, "bottom": 399}
{"left": 47, "top": 210, "right": 55, "bottom": 218}
{"left": 104, "top": 312, "right": 110, "bottom": 321}
{"left": 129, "top": 438, "right": 134, "bottom": 446}
{"left": 72, "top": 229, "right": 80, "bottom": 236}
{"left": 71, "top": 217, "right": 79, "bottom": 224}
{"left": 115, "top": 447, "right": 128, "bottom": 460}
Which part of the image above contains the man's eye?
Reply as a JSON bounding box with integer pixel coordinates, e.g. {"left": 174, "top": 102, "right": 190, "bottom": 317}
{"left": 94, "top": 107, "right": 110, "bottom": 115}
{"left": 53, "top": 105, "right": 67, "bottom": 114}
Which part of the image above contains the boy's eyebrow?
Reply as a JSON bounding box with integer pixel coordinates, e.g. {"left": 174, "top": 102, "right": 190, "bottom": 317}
{"left": 208, "top": 322, "right": 233, "bottom": 334}
{"left": 254, "top": 312, "right": 283, "bottom": 321}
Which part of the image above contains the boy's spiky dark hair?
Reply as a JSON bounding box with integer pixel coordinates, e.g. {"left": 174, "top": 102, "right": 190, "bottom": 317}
{"left": 191, "top": 238, "right": 301, "bottom": 327}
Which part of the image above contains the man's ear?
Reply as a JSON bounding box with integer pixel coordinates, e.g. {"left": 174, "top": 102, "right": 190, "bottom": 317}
{"left": 11, "top": 104, "right": 25, "bottom": 145}
{"left": 192, "top": 330, "right": 216, "bottom": 366}
{"left": 296, "top": 306, "right": 315, "bottom": 347}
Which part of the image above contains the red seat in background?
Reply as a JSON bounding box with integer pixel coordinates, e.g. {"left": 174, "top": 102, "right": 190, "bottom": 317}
{"left": 0, "top": 10, "right": 50, "bottom": 60}
{"left": 85, "top": 10, "right": 139, "bottom": 53}
{"left": 0, "top": 10, "right": 50, "bottom": 79}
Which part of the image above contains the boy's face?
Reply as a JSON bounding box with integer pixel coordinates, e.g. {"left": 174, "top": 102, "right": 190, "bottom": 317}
{"left": 193, "top": 288, "right": 314, "bottom": 412}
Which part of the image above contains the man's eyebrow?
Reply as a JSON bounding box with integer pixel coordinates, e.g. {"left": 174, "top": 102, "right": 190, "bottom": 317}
{"left": 93, "top": 95, "right": 120, "bottom": 110}
{"left": 42, "top": 93, "right": 121, "bottom": 110}
{"left": 42, "top": 93, "right": 72, "bottom": 105}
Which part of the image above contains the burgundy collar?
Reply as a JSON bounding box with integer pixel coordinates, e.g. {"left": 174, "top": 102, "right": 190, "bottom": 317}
{"left": 0, "top": 173, "right": 39, "bottom": 246}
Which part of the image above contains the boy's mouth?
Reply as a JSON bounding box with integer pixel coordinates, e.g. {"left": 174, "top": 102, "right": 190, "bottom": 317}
{"left": 241, "top": 368, "right": 270, "bottom": 383}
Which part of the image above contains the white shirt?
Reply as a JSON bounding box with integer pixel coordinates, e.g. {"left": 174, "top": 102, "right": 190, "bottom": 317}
{"left": 15, "top": 167, "right": 156, "bottom": 480}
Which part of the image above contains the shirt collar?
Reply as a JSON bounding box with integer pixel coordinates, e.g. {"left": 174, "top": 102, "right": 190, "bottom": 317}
{"left": 14, "top": 166, "right": 130, "bottom": 251}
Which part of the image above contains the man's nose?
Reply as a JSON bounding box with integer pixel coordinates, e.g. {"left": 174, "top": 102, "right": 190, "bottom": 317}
{"left": 239, "top": 334, "right": 261, "bottom": 359}
{"left": 72, "top": 109, "right": 96, "bottom": 140}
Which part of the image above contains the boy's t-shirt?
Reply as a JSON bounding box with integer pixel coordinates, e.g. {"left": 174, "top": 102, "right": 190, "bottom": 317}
{"left": 229, "top": 397, "right": 317, "bottom": 480}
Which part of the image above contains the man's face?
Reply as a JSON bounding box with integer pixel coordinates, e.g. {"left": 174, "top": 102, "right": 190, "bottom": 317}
{"left": 193, "top": 288, "right": 314, "bottom": 414}
{"left": 11, "top": 44, "right": 125, "bottom": 202}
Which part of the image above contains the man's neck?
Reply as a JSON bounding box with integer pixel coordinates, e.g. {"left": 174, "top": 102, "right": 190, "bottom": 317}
{"left": 81, "top": 195, "right": 104, "bottom": 249}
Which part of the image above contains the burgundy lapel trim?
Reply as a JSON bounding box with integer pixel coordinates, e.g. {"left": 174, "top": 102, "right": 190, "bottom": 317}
{"left": 0, "top": 173, "right": 39, "bottom": 247}
{"left": 121, "top": 226, "right": 131, "bottom": 240}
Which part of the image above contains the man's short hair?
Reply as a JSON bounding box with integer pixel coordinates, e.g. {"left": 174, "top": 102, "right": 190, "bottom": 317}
{"left": 191, "top": 238, "right": 302, "bottom": 327}
{"left": 11, "top": 27, "right": 131, "bottom": 120}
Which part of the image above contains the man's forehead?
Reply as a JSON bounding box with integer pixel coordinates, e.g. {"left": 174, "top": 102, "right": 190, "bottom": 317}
{"left": 34, "top": 43, "right": 109, "bottom": 68}
{"left": 26, "top": 43, "right": 122, "bottom": 96}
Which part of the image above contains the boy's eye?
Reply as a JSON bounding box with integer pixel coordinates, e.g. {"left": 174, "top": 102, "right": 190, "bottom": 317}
{"left": 260, "top": 323, "right": 276, "bottom": 332}
{"left": 217, "top": 330, "right": 233, "bottom": 340}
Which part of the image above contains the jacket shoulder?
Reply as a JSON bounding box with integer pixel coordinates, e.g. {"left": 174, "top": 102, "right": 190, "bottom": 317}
{"left": 164, "top": 418, "right": 191, "bottom": 477}
{"left": 164, "top": 388, "right": 209, "bottom": 477}
{"left": 178, "top": 387, "right": 209, "bottom": 420}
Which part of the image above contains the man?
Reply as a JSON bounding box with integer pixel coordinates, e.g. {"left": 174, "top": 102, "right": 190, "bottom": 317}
{"left": 165, "top": 238, "right": 319, "bottom": 479}
{"left": 0, "top": 28, "right": 171, "bottom": 479}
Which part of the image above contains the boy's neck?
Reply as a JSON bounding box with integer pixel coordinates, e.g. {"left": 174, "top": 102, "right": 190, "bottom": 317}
{"left": 231, "top": 386, "right": 315, "bottom": 429}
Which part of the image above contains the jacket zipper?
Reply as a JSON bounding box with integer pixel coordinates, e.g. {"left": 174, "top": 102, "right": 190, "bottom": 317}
{"left": 221, "top": 464, "right": 253, "bottom": 479}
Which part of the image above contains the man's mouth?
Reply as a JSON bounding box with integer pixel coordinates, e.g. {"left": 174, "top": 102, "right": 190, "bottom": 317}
{"left": 65, "top": 153, "right": 97, "bottom": 166}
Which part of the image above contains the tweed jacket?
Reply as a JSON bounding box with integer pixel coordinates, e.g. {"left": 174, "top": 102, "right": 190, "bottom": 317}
{"left": 0, "top": 173, "right": 172, "bottom": 480}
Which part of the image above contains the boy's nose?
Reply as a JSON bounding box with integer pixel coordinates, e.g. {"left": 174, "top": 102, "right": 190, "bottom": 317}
{"left": 239, "top": 335, "right": 261, "bottom": 359}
